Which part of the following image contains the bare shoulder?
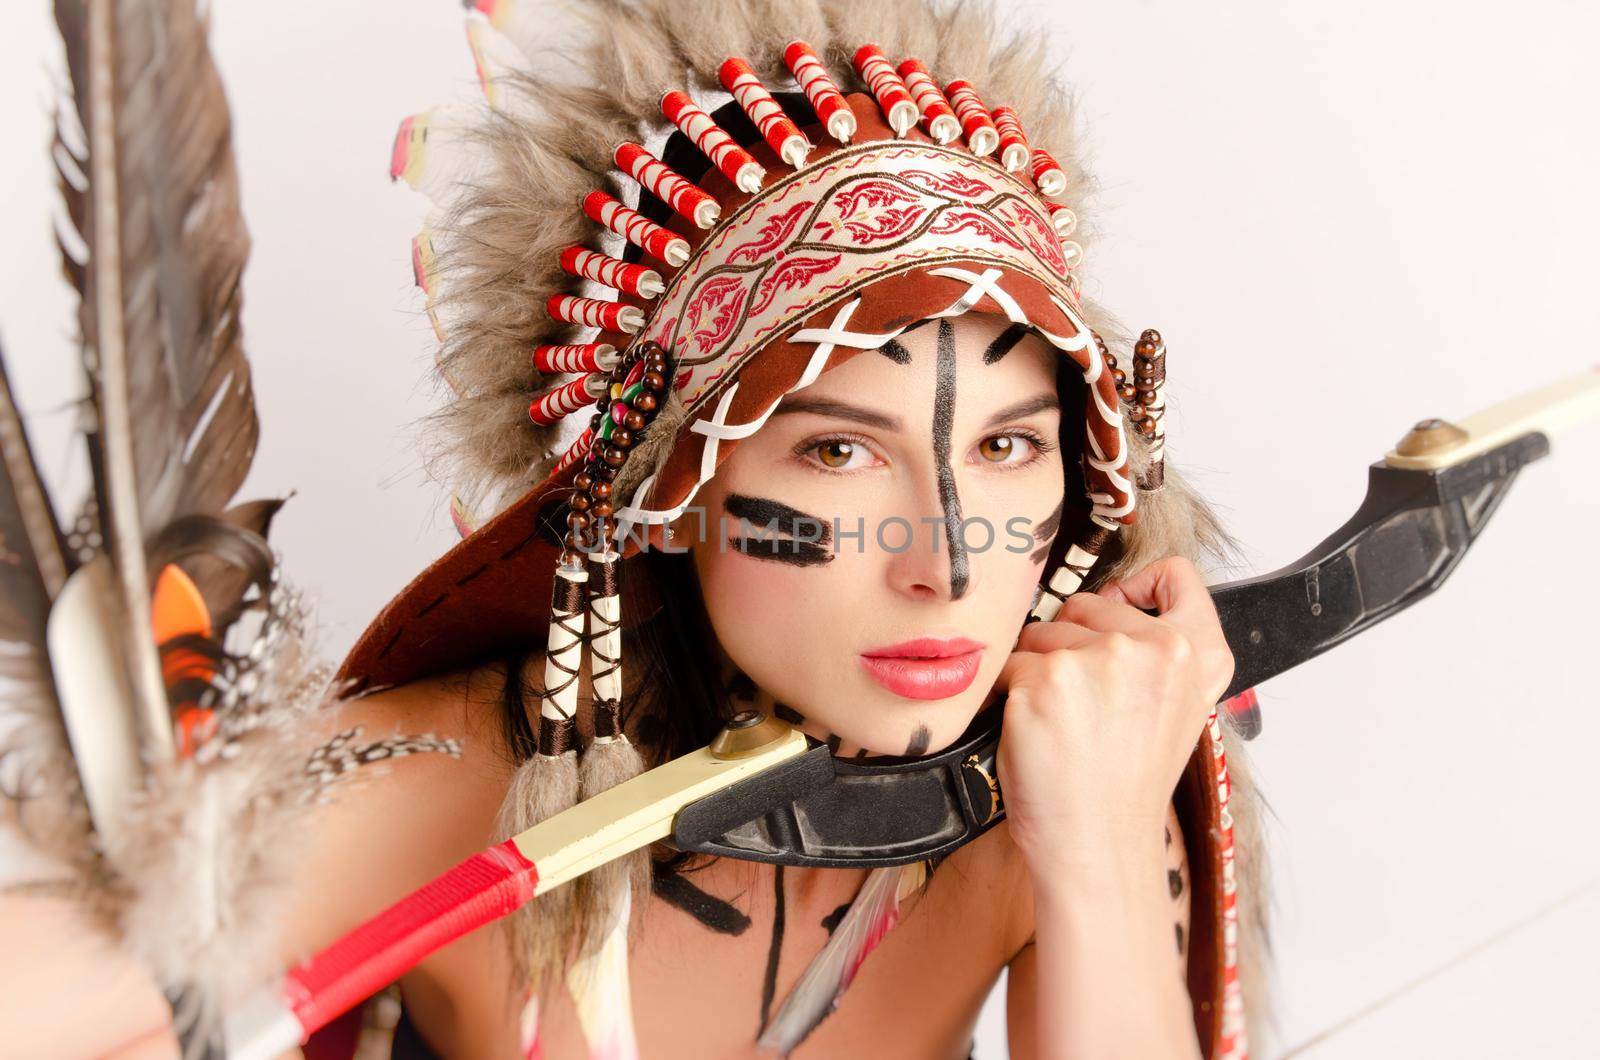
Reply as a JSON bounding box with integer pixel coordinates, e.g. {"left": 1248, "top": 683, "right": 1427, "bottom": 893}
{"left": 934, "top": 816, "right": 1040, "bottom": 965}
{"left": 279, "top": 660, "right": 524, "bottom": 963}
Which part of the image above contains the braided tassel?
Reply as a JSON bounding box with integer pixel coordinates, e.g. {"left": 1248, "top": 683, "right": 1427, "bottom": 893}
{"left": 573, "top": 548, "right": 649, "bottom": 958}
{"left": 497, "top": 561, "right": 586, "bottom": 990}
{"left": 1029, "top": 519, "right": 1119, "bottom": 622}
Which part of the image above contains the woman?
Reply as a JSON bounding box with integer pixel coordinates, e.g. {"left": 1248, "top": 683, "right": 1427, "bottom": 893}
{"left": 0, "top": 1, "right": 1268, "bottom": 1056}
{"left": 274, "top": 311, "right": 1244, "bottom": 1060}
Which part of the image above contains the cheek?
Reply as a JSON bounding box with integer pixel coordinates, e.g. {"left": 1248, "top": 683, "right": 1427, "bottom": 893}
{"left": 693, "top": 536, "right": 860, "bottom": 681}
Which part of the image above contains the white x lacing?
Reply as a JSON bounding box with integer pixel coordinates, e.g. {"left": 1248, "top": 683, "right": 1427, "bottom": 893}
{"left": 611, "top": 268, "right": 1135, "bottom": 541}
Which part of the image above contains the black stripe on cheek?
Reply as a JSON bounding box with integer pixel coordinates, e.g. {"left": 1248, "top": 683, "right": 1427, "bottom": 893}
{"left": 982, "top": 323, "right": 1031, "bottom": 364}
{"left": 933, "top": 320, "right": 969, "bottom": 599}
{"left": 727, "top": 536, "right": 834, "bottom": 566}
{"left": 1031, "top": 497, "right": 1064, "bottom": 565}
{"left": 877, "top": 338, "right": 910, "bottom": 364}
{"left": 724, "top": 492, "right": 834, "bottom": 566}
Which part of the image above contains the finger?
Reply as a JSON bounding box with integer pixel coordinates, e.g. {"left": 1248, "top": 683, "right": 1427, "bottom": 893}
{"left": 1097, "top": 557, "right": 1218, "bottom": 630}
{"left": 995, "top": 649, "right": 1044, "bottom": 694}
{"left": 1015, "top": 616, "right": 1098, "bottom": 654}
{"left": 1051, "top": 589, "right": 1156, "bottom": 638}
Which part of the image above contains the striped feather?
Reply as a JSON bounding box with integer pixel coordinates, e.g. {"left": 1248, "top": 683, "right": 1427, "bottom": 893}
{"left": 757, "top": 860, "right": 928, "bottom": 1054}
{"left": 563, "top": 884, "right": 640, "bottom": 1060}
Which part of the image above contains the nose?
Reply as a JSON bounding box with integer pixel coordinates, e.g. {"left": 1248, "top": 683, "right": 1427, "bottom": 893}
{"left": 882, "top": 473, "right": 977, "bottom": 603}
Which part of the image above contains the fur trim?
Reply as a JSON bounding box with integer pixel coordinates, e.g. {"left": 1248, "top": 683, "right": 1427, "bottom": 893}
{"left": 572, "top": 739, "right": 651, "bottom": 960}
{"left": 407, "top": 0, "right": 1096, "bottom": 524}
{"left": 497, "top": 748, "right": 580, "bottom": 989}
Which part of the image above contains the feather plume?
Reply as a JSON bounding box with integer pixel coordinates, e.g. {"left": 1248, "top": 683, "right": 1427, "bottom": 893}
{"left": 0, "top": 345, "right": 91, "bottom": 869}
{"left": 563, "top": 885, "right": 641, "bottom": 1060}
{"left": 53, "top": 0, "right": 259, "bottom": 762}
{"left": 757, "top": 861, "right": 928, "bottom": 1055}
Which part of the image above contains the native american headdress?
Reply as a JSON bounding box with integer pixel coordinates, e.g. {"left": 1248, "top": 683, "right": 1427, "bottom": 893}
{"left": 342, "top": 1, "right": 1268, "bottom": 1056}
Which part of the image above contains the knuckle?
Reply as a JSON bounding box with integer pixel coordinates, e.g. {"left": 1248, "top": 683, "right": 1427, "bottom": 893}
{"left": 1099, "top": 630, "right": 1136, "bottom": 660}
{"left": 1041, "top": 649, "right": 1077, "bottom": 686}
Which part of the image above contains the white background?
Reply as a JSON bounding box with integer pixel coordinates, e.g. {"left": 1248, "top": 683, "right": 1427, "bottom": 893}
{"left": 3, "top": 2, "right": 1598, "bottom": 1056}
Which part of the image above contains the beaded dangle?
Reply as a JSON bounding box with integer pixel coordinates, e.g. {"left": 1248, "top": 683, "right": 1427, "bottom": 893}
{"left": 564, "top": 341, "right": 672, "bottom": 955}
{"left": 1130, "top": 329, "right": 1168, "bottom": 490}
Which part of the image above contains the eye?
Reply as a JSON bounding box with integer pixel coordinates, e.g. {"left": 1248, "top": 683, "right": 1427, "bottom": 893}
{"left": 973, "top": 431, "right": 1044, "bottom": 466}
{"left": 817, "top": 440, "right": 856, "bottom": 468}
{"left": 794, "top": 435, "right": 883, "bottom": 472}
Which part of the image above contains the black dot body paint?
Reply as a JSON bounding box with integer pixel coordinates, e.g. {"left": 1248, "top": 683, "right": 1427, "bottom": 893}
{"left": 724, "top": 493, "right": 833, "bottom": 567}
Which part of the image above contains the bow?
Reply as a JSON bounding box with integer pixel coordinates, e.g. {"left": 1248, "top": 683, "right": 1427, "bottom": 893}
{"left": 220, "top": 368, "right": 1600, "bottom": 1058}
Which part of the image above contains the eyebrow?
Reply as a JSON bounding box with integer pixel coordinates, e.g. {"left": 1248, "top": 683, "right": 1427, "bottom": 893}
{"left": 983, "top": 392, "right": 1061, "bottom": 428}
{"left": 768, "top": 395, "right": 902, "bottom": 431}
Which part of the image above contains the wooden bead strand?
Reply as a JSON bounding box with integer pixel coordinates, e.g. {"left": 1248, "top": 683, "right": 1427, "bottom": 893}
{"left": 1133, "top": 329, "right": 1168, "bottom": 489}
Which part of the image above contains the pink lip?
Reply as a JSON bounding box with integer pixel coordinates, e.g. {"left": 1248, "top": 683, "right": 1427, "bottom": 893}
{"left": 858, "top": 637, "right": 985, "bottom": 700}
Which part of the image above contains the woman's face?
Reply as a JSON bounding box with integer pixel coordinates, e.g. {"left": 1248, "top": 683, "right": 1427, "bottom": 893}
{"left": 677, "top": 312, "right": 1068, "bottom": 757}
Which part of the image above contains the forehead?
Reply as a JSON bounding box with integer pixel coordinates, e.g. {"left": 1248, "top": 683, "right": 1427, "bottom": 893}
{"left": 796, "top": 311, "right": 1061, "bottom": 400}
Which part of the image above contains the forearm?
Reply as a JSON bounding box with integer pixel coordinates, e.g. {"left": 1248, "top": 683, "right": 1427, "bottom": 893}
{"left": 1027, "top": 839, "right": 1201, "bottom": 1060}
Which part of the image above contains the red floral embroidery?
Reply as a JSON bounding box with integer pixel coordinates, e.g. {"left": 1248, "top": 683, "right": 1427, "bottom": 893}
{"left": 896, "top": 167, "right": 995, "bottom": 199}
{"left": 682, "top": 275, "right": 752, "bottom": 357}
{"left": 927, "top": 208, "right": 1024, "bottom": 251}
{"left": 751, "top": 254, "right": 841, "bottom": 315}
{"left": 727, "top": 201, "right": 814, "bottom": 263}
{"left": 822, "top": 179, "right": 934, "bottom": 244}
{"left": 1001, "top": 203, "right": 1068, "bottom": 275}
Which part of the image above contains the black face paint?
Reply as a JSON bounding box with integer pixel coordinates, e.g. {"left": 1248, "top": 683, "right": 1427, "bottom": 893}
{"left": 932, "top": 320, "right": 970, "bottom": 599}
{"left": 1169, "top": 869, "right": 1184, "bottom": 900}
{"left": 904, "top": 723, "right": 931, "bottom": 756}
{"left": 653, "top": 862, "right": 752, "bottom": 935}
{"left": 824, "top": 732, "right": 842, "bottom": 754}
{"left": 758, "top": 865, "right": 787, "bottom": 1034}
{"left": 877, "top": 337, "right": 911, "bottom": 364}
{"left": 982, "top": 323, "right": 1031, "bottom": 365}
{"left": 773, "top": 702, "right": 806, "bottom": 725}
{"left": 725, "top": 493, "right": 833, "bottom": 567}
{"left": 1031, "top": 497, "right": 1064, "bottom": 565}
{"left": 876, "top": 315, "right": 936, "bottom": 365}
